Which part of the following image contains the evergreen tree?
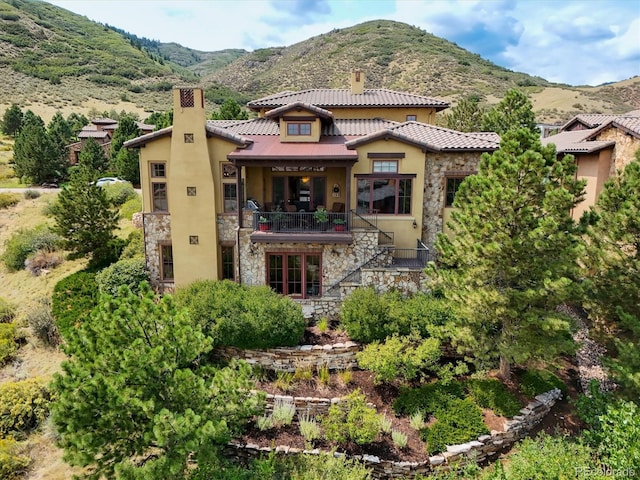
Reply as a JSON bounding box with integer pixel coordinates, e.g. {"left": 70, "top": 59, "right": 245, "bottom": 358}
{"left": 432, "top": 128, "right": 585, "bottom": 379}
{"left": 51, "top": 284, "right": 263, "bottom": 479}
{"left": 52, "top": 165, "right": 119, "bottom": 261}
{"left": 21, "top": 109, "right": 45, "bottom": 130}
{"left": 114, "top": 147, "right": 141, "bottom": 185}
{"left": 145, "top": 110, "right": 173, "bottom": 130}
{"left": 584, "top": 150, "right": 640, "bottom": 399}
{"left": 482, "top": 89, "right": 538, "bottom": 135}
{"left": 47, "top": 111, "right": 74, "bottom": 163}
{"left": 78, "top": 137, "right": 110, "bottom": 173}
{"left": 1, "top": 103, "right": 23, "bottom": 136}
{"left": 12, "top": 122, "right": 66, "bottom": 183}
{"left": 110, "top": 114, "right": 141, "bottom": 163}
{"left": 210, "top": 99, "right": 249, "bottom": 120}
{"left": 110, "top": 115, "right": 141, "bottom": 184}
{"left": 441, "top": 96, "right": 486, "bottom": 132}
{"left": 66, "top": 112, "right": 89, "bottom": 136}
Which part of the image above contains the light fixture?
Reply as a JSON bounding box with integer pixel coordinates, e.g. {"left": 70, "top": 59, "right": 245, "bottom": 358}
{"left": 412, "top": 219, "right": 418, "bottom": 229}
{"left": 301, "top": 176, "right": 310, "bottom": 183}
{"left": 333, "top": 184, "right": 340, "bottom": 194}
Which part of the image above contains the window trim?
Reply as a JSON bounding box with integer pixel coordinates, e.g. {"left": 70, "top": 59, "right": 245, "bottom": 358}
{"left": 150, "top": 162, "right": 166, "bottom": 178}
{"left": 222, "top": 182, "right": 237, "bottom": 213}
{"left": 406, "top": 115, "right": 417, "bottom": 122}
{"left": 220, "top": 244, "right": 235, "bottom": 281}
{"left": 266, "top": 251, "right": 322, "bottom": 299}
{"left": 151, "top": 181, "right": 168, "bottom": 213}
{"left": 159, "top": 242, "right": 174, "bottom": 282}
{"left": 444, "top": 176, "right": 466, "bottom": 208}
{"left": 355, "top": 175, "right": 414, "bottom": 215}
{"left": 286, "top": 122, "right": 312, "bottom": 136}
{"left": 372, "top": 160, "right": 399, "bottom": 173}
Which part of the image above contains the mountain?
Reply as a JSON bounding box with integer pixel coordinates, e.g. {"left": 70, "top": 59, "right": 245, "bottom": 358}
{"left": 0, "top": 1, "right": 637, "bottom": 124}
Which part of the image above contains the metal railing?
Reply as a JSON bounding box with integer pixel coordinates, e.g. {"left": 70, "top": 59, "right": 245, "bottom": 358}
{"left": 252, "top": 211, "right": 350, "bottom": 233}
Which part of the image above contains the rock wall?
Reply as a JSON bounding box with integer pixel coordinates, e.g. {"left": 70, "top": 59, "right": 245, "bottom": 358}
{"left": 361, "top": 268, "right": 427, "bottom": 295}
{"left": 225, "top": 389, "right": 562, "bottom": 479}
{"left": 422, "top": 152, "right": 481, "bottom": 245}
{"left": 142, "top": 213, "right": 173, "bottom": 292}
{"left": 595, "top": 126, "right": 640, "bottom": 174}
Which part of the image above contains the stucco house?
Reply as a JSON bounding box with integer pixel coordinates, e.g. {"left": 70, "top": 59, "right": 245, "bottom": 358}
{"left": 124, "top": 72, "right": 499, "bottom": 315}
{"left": 542, "top": 110, "right": 640, "bottom": 219}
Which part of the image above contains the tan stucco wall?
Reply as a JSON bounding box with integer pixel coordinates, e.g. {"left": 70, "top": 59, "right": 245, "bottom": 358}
{"left": 278, "top": 112, "right": 322, "bottom": 142}
{"left": 139, "top": 136, "right": 172, "bottom": 213}
{"left": 350, "top": 140, "right": 426, "bottom": 248}
{"left": 572, "top": 150, "right": 612, "bottom": 220}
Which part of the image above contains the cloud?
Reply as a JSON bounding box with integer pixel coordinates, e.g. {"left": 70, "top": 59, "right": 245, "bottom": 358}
{"left": 264, "top": 0, "right": 332, "bottom": 27}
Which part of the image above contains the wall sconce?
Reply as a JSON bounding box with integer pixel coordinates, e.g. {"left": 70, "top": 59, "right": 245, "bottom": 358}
{"left": 332, "top": 184, "right": 340, "bottom": 194}
{"left": 412, "top": 219, "right": 418, "bottom": 229}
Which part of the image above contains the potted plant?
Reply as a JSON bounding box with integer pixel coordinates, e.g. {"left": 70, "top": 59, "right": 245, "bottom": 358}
{"left": 272, "top": 206, "right": 285, "bottom": 231}
{"left": 258, "top": 216, "right": 271, "bottom": 231}
{"left": 313, "top": 207, "right": 329, "bottom": 230}
{"left": 333, "top": 218, "right": 347, "bottom": 231}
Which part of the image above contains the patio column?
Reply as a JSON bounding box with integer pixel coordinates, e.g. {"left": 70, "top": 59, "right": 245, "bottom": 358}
{"left": 236, "top": 165, "right": 243, "bottom": 228}
{"left": 345, "top": 164, "right": 352, "bottom": 214}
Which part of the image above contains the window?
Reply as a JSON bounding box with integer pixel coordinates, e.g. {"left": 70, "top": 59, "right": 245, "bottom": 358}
{"left": 160, "top": 244, "right": 174, "bottom": 281}
{"left": 150, "top": 162, "right": 166, "bottom": 178}
{"left": 221, "top": 245, "right": 235, "bottom": 280}
{"left": 372, "top": 160, "right": 398, "bottom": 173}
{"left": 357, "top": 177, "right": 413, "bottom": 214}
{"left": 180, "top": 88, "right": 194, "bottom": 108}
{"left": 445, "top": 177, "right": 465, "bottom": 207}
{"left": 152, "top": 182, "right": 168, "bottom": 212}
{"left": 287, "top": 122, "right": 311, "bottom": 136}
{"left": 223, "top": 183, "right": 237, "bottom": 213}
{"left": 268, "top": 253, "right": 321, "bottom": 298}
{"left": 406, "top": 115, "right": 417, "bottom": 122}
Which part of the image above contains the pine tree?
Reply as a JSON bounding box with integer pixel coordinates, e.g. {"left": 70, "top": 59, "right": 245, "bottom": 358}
{"left": 584, "top": 150, "right": 640, "bottom": 398}
{"left": 110, "top": 115, "right": 141, "bottom": 184}
{"left": 210, "top": 99, "right": 249, "bottom": 120}
{"left": 52, "top": 165, "right": 119, "bottom": 261}
{"left": 481, "top": 89, "right": 538, "bottom": 135}
{"left": 441, "top": 96, "right": 486, "bottom": 132}
{"left": 432, "top": 128, "right": 585, "bottom": 379}
{"left": 1, "top": 103, "right": 23, "bottom": 136}
{"left": 51, "top": 284, "right": 263, "bottom": 479}
{"left": 12, "top": 122, "right": 66, "bottom": 183}
{"left": 47, "top": 111, "right": 74, "bottom": 162}
{"left": 78, "top": 137, "right": 110, "bottom": 174}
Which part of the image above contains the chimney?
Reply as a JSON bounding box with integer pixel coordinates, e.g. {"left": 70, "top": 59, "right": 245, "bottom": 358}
{"left": 350, "top": 70, "right": 364, "bottom": 95}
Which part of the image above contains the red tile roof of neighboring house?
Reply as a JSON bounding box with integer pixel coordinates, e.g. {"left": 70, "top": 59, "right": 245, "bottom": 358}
{"left": 541, "top": 129, "right": 615, "bottom": 154}
{"left": 78, "top": 130, "right": 111, "bottom": 139}
{"left": 91, "top": 118, "right": 118, "bottom": 125}
{"left": 227, "top": 135, "right": 358, "bottom": 162}
{"left": 561, "top": 110, "right": 640, "bottom": 131}
{"left": 587, "top": 117, "right": 640, "bottom": 139}
{"left": 247, "top": 89, "right": 449, "bottom": 111}
{"left": 345, "top": 122, "right": 500, "bottom": 152}
{"left": 102, "top": 121, "right": 155, "bottom": 132}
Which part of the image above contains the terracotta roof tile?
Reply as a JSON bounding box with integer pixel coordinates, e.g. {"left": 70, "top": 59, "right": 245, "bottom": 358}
{"left": 541, "top": 129, "right": 615, "bottom": 153}
{"left": 208, "top": 118, "right": 399, "bottom": 136}
{"left": 78, "top": 130, "right": 110, "bottom": 139}
{"left": 228, "top": 136, "right": 357, "bottom": 162}
{"left": 264, "top": 101, "right": 334, "bottom": 120}
{"left": 209, "top": 119, "right": 279, "bottom": 135}
{"left": 248, "top": 89, "right": 449, "bottom": 110}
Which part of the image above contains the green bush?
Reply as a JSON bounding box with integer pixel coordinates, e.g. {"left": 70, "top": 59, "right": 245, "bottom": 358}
{"left": 1, "top": 225, "right": 62, "bottom": 272}
{"left": 0, "top": 298, "right": 15, "bottom": 323}
{"left": 466, "top": 378, "right": 522, "bottom": 417}
{"left": 393, "top": 380, "right": 466, "bottom": 417}
{"left": 356, "top": 334, "right": 441, "bottom": 384}
{"left": 421, "top": 397, "right": 488, "bottom": 454}
{"left": 119, "top": 229, "right": 144, "bottom": 259}
{"left": 103, "top": 181, "right": 136, "bottom": 207}
{"left": 0, "top": 378, "right": 52, "bottom": 436}
{"left": 0, "top": 193, "right": 20, "bottom": 209}
{"left": 119, "top": 195, "right": 142, "bottom": 220}
{"left": 51, "top": 270, "right": 98, "bottom": 342}
{"left": 322, "top": 389, "right": 381, "bottom": 445}
{"left": 340, "top": 287, "right": 394, "bottom": 343}
{"left": 23, "top": 189, "right": 40, "bottom": 200}
{"left": 26, "top": 298, "right": 60, "bottom": 347}
{"left": 0, "top": 323, "right": 17, "bottom": 365}
{"left": 518, "top": 369, "right": 566, "bottom": 397}
{"left": 173, "top": 280, "right": 305, "bottom": 349}
{"left": 0, "top": 437, "right": 31, "bottom": 480}
{"left": 95, "top": 257, "right": 148, "bottom": 296}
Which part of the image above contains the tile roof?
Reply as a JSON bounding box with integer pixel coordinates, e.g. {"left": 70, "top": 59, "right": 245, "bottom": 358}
{"left": 123, "top": 126, "right": 172, "bottom": 148}
{"left": 91, "top": 117, "right": 118, "bottom": 125}
{"left": 247, "top": 89, "right": 449, "bottom": 111}
{"left": 345, "top": 122, "right": 500, "bottom": 152}
{"left": 264, "top": 101, "right": 334, "bottom": 120}
{"left": 208, "top": 118, "right": 400, "bottom": 136}
{"left": 204, "top": 124, "right": 253, "bottom": 146}
{"left": 561, "top": 111, "right": 640, "bottom": 131}
{"left": 209, "top": 119, "right": 279, "bottom": 135}
{"left": 78, "top": 130, "right": 110, "bottom": 139}
{"left": 541, "top": 129, "right": 615, "bottom": 154}
{"left": 228, "top": 136, "right": 358, "bottom": 162}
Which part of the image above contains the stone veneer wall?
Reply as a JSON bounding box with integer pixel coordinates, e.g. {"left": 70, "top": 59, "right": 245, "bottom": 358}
{"left": 422, "top": 152, "right": 482, "bottom": 245}
{"left": 217, "top": 214, "right": 239, "bottom": 242}
{"left": 360, "top": 268, "right": 427, "bottom": 295}
{"left": 143, "top": 213, "right": 173, "bottom": 292}
{"left": 215, "top": 342, "right": 360, "bottom": 372}
{"left": 225, "top": 388, "right": 562, "bottom": 479}
{"left": 594, "top": 126, "right": 640, "bottom": 174}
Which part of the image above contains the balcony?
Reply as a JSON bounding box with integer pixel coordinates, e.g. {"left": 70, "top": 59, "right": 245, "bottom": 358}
{"left": 249, "top": 211, "right": 356, "bottom": 243}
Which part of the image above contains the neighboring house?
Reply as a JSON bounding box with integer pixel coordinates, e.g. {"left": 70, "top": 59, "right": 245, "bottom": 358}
{"left": 67, "top": 118, "right": 154, "bottom": 165}
{"left": 124, "top": 72, "right": 499, "bottom": 315}
{"left": 542, "top": 110, "right": 640, "bottom": 219}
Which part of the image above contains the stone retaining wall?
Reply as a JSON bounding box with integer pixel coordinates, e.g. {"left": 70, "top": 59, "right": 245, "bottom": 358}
{"left": 215, "top": 342, "right": 361, "bottom": 372}
{"left": 225, "top": 388, "right": 562, "bottom": 479}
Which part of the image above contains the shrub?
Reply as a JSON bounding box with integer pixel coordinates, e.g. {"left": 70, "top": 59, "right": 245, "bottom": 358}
{"left": 255, "top": 415, "right": 272, "bottom": 431}
{"left": 1, "top": 225, "right": 62, "bottom": 271}
{"left": 26, "top": 298, "right": 60, "bottom": 347}
{"left": 173, "top": 280, "right": 305, "bottom": 349}
{"left": 466, "top": 378, "right": 522, "bottom": 417}
{"left": 0, "top": 438, "right": 31, "bottom": 480}
{"left": 95, "top": 257, "right": 148, "bottom": 296}
{"left": 103, "top": 181, "right": 136, "bottom": 207}
{"left": 299, "top": 411, "right": 321, "bottom": 443}
{"left": 356, "top": 334, "right": 441, "bottom": 384}
{"left": 119, "top": 229, "right": 144, "bottom": 259}
{"left": 25, "top": 249, "right": 63, "bottom": 276}
{"left": 409, "top": 410, "right": 426, "bottom": 430}
{"left": 51, "top": 270, "right": 98, "bottom": 342}
{"left": 322, "top": 389, "right": 381, "bottom": 445}
{"left": 393, "top": 380, "right": 466, "bottom": 417}
{"left": 391, "top": 430, "right": 408, "bottom": 449}
{"left": 23, "top": 189, "right": 40, "bottom": 200}
{"left": 0, "top": 192, "right": 20, "bottom": 209}
{"left": 421, "top": 397, "right": 488, "bottom": 454}
{"left": 0, "top": 378, "right": 52, "bottom": 436}
{"left": 0, "top": 298, "right": 15, "bottom": 323}
{"left": 119, "top": 195, "right": 142, "bottom": 220}
{"left": 518, "top": 369, "right": 566, "bottom": 397}
{"left": 0, "top": 323, "right": 17, "bottom": 365}
{"left": 270, "top": 397, "right": 296, "bottom": 428}
{"left": 379, "top": 414, "right": 392, "bottom": 434}
{"left": 340, "top": 286, "right": 393, "bottom": 343}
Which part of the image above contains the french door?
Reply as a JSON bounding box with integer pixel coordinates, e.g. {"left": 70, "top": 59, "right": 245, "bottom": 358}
{"left": 268, "top": 253, "right": 321, "bottom": 298}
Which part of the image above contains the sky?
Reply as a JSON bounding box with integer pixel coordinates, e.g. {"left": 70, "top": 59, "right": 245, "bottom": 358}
{"left": 47, "top": 0, "right": 640, "bottom": 87}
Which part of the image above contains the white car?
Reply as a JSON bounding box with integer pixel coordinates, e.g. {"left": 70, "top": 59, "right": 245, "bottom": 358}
{"left": 95, "top": 177, "right": 125, "bottom": 187}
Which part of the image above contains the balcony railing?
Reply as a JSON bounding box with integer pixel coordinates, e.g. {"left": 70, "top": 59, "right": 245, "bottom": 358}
{"left": 252, "top": 211, "right": 351, "bottom": 233}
